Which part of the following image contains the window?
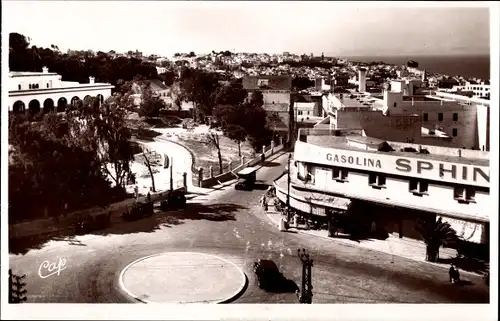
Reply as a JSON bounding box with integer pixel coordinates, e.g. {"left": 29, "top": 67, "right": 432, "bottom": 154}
{"left": 438, "top": 113, "right": 443, "bottom": 121}
{"left": 29, "top": 84, "right": 32, "bottom": 89}
{"left": 454, "top": 187, "right": 475, "bottom": 203}
{"left": 453, "top": 113, "right": 458, "bottom": 121}
{"left": 298, "top": 111, "right": 303, "bottom": 115}
{"left": 409, "top": 179, "right": 429, "bottom": 195}
{"left": 332, "top": 167, "right": 348, "bottom": 182}
{"left": 452, "top": 128, "right": 458, "bottom": 137}
{"left": 46, "top": 83, "right": 49, "bottom": 88}
{"left": 393, "top": 103, "right": 397, "bottom": 107}
{"left": 369, "top": 173, "right": 386, "bottom": 188}
{"left": 18, "top": 84, "right": 21, "bottom": 90}
{"left": 423, "top": 113, "right": 428, "bottom": 121}
{"left": 257, "top": 79, "right": 269, "bottom": 87}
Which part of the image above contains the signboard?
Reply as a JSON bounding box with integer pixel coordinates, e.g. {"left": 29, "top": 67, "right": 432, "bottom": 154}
{"left": 294, "top": 141, "right": 490, "bottom": 188}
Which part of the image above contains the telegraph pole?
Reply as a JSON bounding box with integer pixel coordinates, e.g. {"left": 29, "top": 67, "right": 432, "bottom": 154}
{"left": 286, "top": 153, "right": 292, "bottom": 222}
{"left": 170, "top": 156, "right": 174, "bottom": 191}
{"left": 297, "top": 248, "right": 313, "bottom": 304}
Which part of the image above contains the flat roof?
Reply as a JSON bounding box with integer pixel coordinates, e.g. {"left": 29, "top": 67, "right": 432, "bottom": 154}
{"left": 336, "top": 96, "right": 374, "bottom": 109}
{"left": 10, "top": 72, "right": 58, "bottom": 77}
{"left": 346, "top": 135, "right": 385, "bottom": 147}
{"left": 304, "top": 135, "right": 489, "bottom": 167}
{"left": 238, "top": 167, "right": 257, "bottom": 175}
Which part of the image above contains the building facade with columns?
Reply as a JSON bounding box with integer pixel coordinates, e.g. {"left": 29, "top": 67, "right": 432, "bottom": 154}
{"left": 8, "top": 67, "right": 114, "bottom": 114}
{"left": 274, "top": 128, "right": 490, "bottom": 244}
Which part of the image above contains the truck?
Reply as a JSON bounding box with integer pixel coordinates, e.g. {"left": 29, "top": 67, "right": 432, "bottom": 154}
{"left": 235, "top": 167, "right": 257, "bottom": 190}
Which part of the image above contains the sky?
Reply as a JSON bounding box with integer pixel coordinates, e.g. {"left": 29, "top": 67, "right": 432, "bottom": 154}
{"left": 2, "top": 1, "right": 492, "bottom": 57}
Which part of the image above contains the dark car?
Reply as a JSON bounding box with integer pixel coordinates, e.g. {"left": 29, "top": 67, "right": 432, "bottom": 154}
{"left": 122, "top": 201, "right": 154, "bottom": 221}
{"left": 235, "top": 179, "right": 253, "bottom": 191}
{"left": 160, "top": 190, "right": 187, "bottom": 210}
{"left": 253, "top": 259, "right": 286, "bottom": 290}
{"left": 75, "top": 213, "right": 111, "bottom": 235}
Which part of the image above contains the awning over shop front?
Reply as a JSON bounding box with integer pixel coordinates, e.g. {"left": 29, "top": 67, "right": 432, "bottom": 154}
{"left": 273, "top": 174, "right": 351, "bottom": 216}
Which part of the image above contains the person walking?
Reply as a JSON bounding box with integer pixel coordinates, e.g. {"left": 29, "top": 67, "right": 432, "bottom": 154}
{"left": 134, "top": 185, "right": 139, "bottom": 202}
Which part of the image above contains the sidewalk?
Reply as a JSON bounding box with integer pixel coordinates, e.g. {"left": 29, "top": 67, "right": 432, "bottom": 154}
{"left": 264, "top": 210, "right": 485, "bottom": 277}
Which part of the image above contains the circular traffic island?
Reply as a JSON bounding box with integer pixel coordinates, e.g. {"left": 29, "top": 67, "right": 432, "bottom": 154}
{"left": 119, "top": 252, "right": 247, "bottom": 304}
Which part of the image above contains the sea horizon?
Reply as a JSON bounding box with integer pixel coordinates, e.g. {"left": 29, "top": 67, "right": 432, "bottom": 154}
{"left": 339, "top": 54, "right": 490, "bottom": 80}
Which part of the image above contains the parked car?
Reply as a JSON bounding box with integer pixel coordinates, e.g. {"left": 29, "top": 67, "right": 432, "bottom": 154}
{"left": 122, "top": 202, "right": 154, "bottom": 221}
{"left": 253, "top": 259, "right": 286, "bottom": 290}
{"left": 160, "top": 190, "right": 187, "bottom": 210}
{"left": 75, "top": 213, "right": 111, "bottom": 235}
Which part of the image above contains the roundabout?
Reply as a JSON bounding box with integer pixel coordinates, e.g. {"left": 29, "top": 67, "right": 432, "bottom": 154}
{"left": 119, "top": 252, "right": 247, "bottom": 304}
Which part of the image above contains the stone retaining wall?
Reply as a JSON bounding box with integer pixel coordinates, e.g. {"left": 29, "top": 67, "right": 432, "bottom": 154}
{"left": 9, "top": 187, "right": 186, "bottom": 239}
{"left": 197, "top": 144, "right": 285, "bottom": 188}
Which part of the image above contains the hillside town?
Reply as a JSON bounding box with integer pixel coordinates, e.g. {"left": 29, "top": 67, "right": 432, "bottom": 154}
{"left": 5, "top": 3, "right": 492, "bottom": 313}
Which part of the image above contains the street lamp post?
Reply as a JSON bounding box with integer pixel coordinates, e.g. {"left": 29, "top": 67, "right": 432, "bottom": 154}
{"left": 297, "top": 248, "right": 313, "bottom": 304}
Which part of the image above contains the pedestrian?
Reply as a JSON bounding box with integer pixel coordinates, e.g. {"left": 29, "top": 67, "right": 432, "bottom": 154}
{"left": 264, "top": 200, "right": 268, "bottom": 212}
{"left": 449, "top": 264, "right": 459, "bottom": 283}
{"left": 147, "top": 192, "right": 151, "bottom": 202}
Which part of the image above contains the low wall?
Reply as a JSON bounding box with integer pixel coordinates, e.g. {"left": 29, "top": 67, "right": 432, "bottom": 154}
{"left": 9, "top": 187, "right": 186, "bottom": 239}
{"left": 199, "top": 171, "right": 237, "bottom": 188}
{"left": 197, "top": 144, "right": 285, "bottom": 188}
{"left": 160, "top": 110, "right": 191, "bottom": 118}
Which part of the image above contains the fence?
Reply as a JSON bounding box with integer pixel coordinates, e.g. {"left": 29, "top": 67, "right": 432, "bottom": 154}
{"left": 195, "top": 140, "right": 286, "bottom": 188}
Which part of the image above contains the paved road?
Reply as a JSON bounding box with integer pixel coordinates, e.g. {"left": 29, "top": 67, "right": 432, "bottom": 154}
{"left": 129, "top": 138, "right": 193, "bottom": 195}
{"left": 9, "top": 152, "right": 489, "bottom": 304}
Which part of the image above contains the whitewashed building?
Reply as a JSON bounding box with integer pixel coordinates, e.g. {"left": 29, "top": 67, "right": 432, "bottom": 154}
{"left": 274, "top": 128, "right": 490, "bottom": 244}
{"left": 8, "top": 67, "right": 114, "bottom": 113}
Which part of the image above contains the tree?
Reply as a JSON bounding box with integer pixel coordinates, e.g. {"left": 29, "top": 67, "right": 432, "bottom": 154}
{"left": 9, "top": 33, "right": 159, "bottom": 88}
{"left": 212, "top": 81, "right": 248, "bottom": 107}
{"left": 139, "top": 82, "right": 165, "bottom": 118}
{"left": 241, "top": 99, "right": 272, "bottom": 151}
{"left": 160, "top": 70, "right": 177, "bottom": 86}
{"left": 8, "top": 112, "right": 114, "bottom": 221}
{"left": 211, "top": 81, "right": 251, "bottom": 155}
{"left": 179, "top": 68, "right": 220, "bottom": 123}
{"left": 249, "top": 90, "right": 264, "bottom": 107}
{"left": 142, "top": 151, "right": 156, "bottom": 192}
{"left": 225, "top": 124, "right": 246, "bottom": 157}
{"left": 416, "top": 217, "right": 458, "bottom": 262}
{"left": 88, "top": 93, "right": 135, "bottom": 188}
{"left": 205, "top": 130, "right": 223, "bottom": 175}
{"left": 268, "top": 112, "right": 282, "bottom": 140}
{"left": 292, "top": 77, "right": 315, "bottom": 91}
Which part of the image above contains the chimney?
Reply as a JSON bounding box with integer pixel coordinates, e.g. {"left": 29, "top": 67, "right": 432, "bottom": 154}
{"left": 89, "top": 76, "right": 95, "bottom": 84}
{"left": 42, "top": 66, "right": 49, "bottom": 73}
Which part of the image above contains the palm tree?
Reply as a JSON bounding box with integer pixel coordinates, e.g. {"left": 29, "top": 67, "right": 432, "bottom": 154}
{"left": 416, "top": 217, "right": 458, "bottom": 262}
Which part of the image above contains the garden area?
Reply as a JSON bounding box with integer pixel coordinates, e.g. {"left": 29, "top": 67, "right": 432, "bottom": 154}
{"left": 176, "top": 131, "right": 256, "bottom": 175}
